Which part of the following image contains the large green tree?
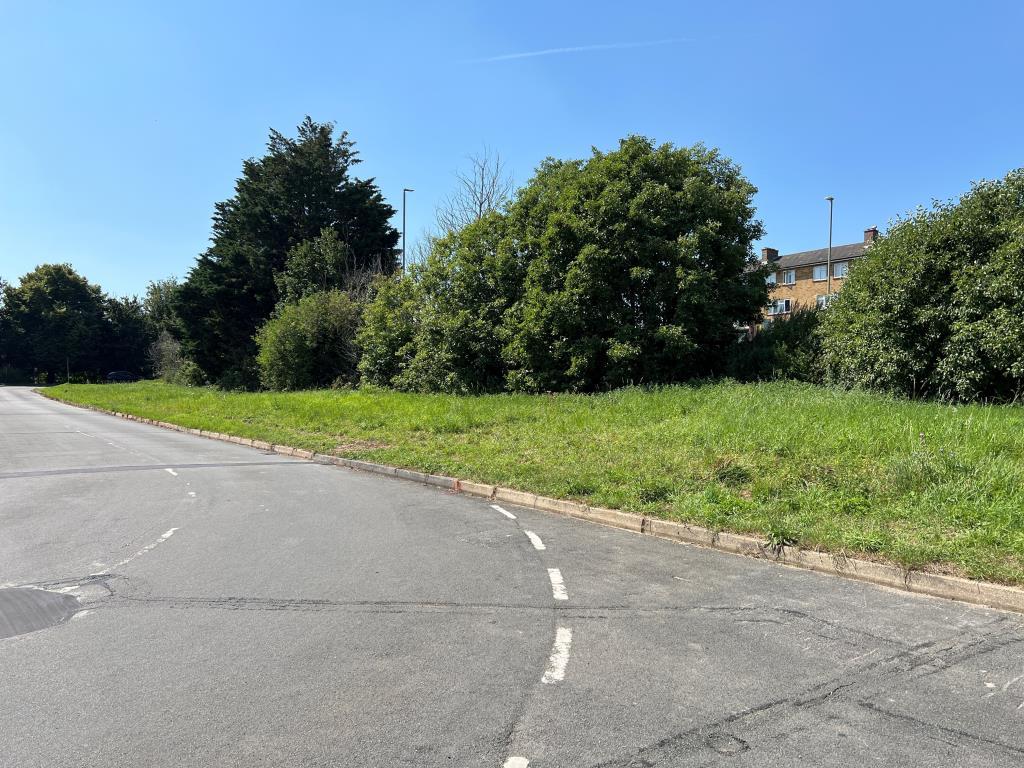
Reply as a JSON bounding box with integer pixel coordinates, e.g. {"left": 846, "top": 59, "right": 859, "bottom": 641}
{"left": 0, "top": 265, "right": 158, "bottom": 381}
{"left": 143, "top": 277, "right": 182, "bottom": 337}
{"left": 821, "top": 168, "right": 1024, "bottom": 401}
{"left": 361, "top": 136, "right": 767, "bottom": 392}
{"left": 1, "top": 264, "right": 109, "bottom": 380}
{"left": 502, "top": 138, "right": 765, "bottom": 391}
{"left": 103, "top": 295, "right": 152, "bottom": 374}
{"left": 176, "top": 118, "right": 398, "bottom": 386}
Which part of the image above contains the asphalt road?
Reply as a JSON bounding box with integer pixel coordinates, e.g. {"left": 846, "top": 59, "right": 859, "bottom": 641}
{"left": 2, "top": 385, "right": 1024, "bottom": 767}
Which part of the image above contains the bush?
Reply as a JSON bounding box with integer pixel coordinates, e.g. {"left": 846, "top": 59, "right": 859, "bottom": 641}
{"left": 356, "top": 274, "right": 420, "bottom": 388}
{"left": 358, "top": 136, "right": 768, "bottom": 393}
{"left": 728, "top": 309, "right": 823, "bottom": 383}
{"left": 174, "top": 359, "right": 207, "bottom": 387}
{"left": 821, "top": 168, "right": 1024, "bottom": 400}
{"left": 255, "top": 290, "right": 360, "bottom": 390}
{"left": 149, "top": 330, "right": 184, "bottom": 382}
{"left": 393, "top": 215, "right": 516, "bottom": 393}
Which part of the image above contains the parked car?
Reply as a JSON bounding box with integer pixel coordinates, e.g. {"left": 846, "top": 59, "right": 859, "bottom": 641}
{"left": 106, "top": 370, "right": 140, "bottom": 383}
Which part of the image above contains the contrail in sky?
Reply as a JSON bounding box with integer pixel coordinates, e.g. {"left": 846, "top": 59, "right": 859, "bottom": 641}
{"left": 469, "top": 38, "right": 690, "bottom": 63}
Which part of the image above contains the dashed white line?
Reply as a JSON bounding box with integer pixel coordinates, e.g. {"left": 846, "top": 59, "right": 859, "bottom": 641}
{"left": 541, "top": 627, "right": 573, "bottom": 684}
{"left": 523, "top": 530, "right": 546, "bottom": 550}
{"left": 164, "top": 468, "right": 178, "bottom": 476}
{"left": 187, "top": 491, "right": 197, "bottom": 497}
{"left": 491, "top": 504, "right": 516, "bottom": 520}
{"left": 503, "top": 758, "right": 529, "bottom": 768}
{"left": 547, "top": 568, "right": 568, "bottom": 600}
{"left": 93, "top": 527, "right": 179, "bottom": 574}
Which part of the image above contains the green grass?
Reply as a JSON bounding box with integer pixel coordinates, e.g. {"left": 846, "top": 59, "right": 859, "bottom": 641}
{"left": 45, "top": 380, "right": 1024, "bottom": 585}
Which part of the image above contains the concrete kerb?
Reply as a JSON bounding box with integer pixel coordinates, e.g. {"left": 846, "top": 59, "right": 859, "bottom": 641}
{"left": 33, "top": 389, "right": 1024, "bottom": 615}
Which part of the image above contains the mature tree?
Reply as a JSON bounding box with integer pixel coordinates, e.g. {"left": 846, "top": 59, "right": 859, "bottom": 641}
{"left": 395, "top": 213, "right": 520, "bottom": 393}
{"left": 502, "top": 138, "right": 765, "bottom": 391}
{"left": 143, "top": 277, "right": 181, "bottom": 336}
{"left": 356, "top": 273, "right": 421, "bottom": 388}
{"left": 436, "top": 147, "right": 513, "bottom": 234}
{"left": 104, "top": 295, "right": 152, "bottom": 374}
{"left": 0, "top": 264, "right": 109, "bottom": 380}
{"left": 176, "top": 118, "right": 399, "bottom": 386}
{"left": 0, "top": 276, "right": 19, "bottom": 382}
{"left": 255, "top": 290, "right": 361, "bottom": 390}
{"left": 363, "top": 136, "right": 767, "bottom": 392}
{"left": 276, "top": 227, "right": 386, "bottom": 303}
{"left": 821, "top": 168, "right": 1024, "bottom": 401}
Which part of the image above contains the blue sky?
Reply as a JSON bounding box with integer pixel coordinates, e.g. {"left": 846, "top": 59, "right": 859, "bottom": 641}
{"left": 1, "top": 1, "right": 1021, "bottom": 297}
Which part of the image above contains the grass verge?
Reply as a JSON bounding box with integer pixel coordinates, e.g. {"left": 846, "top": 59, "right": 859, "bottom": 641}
{"left": 45, "top": 380, "right": 1024, "bottom": 585}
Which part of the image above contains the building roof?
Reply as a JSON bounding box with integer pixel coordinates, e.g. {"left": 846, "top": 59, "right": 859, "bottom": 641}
{"left": 774, "top": 241, "right": 869, "bottom": 269}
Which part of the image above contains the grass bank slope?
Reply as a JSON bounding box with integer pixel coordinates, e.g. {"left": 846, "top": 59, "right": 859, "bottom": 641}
{"left": 47, "top": 381, "right": 1024, "bottom": 585}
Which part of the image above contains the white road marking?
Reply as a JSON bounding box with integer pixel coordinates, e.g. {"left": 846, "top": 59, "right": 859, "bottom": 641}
{"left": 848, "top": 648, "right": 878, "bottom": 664}
{"left": 547, "top": 568, "right": 568, "bottom": 600}
{"left": 164, "top": 468, "right": 178, "bottom": 476}
{"left": 93, "top": 528, "right": 179, "bottom": 574}
{"left": 187, "top": 491, "right": 197, "bottom": 497}
{"left": 491, "top": 504, "right": 516, "bottom": 520}
{"left": 523, "top": 530, "right": 545, "bottom": 550}
{"left": 541, "top": 627, "right": 573, "bottom": 684}
{"left": 503, "top": 758, "right": 529, "bottom": 768}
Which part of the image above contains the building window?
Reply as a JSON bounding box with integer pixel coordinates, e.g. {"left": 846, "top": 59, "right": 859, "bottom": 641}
{"left": 833, "top": 261, "right": 849, "bottom": 278}
{"left": 768, "top": 298, "right": 792, "bottom": 316}
{"left": 766, "top": 272, "right": 777, "bottom": 286}
{"left": 782, "top": 269, "right": 796, "bottom": 285}
{"left": 812, "top": 264, "right": 827, "bottom": 281}
{"left": 817, "top": 293, "right": 838, "bottom": 309}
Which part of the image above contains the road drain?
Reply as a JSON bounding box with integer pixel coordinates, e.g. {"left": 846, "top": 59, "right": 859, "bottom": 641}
{"left": 0, "top": 588, "right": 81, "bottom": 639}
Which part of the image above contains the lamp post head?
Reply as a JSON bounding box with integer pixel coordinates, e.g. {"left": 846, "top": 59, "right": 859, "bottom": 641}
{"left": 825, "top": 195, "right": 834, "bottom": 202}
{"left": 403, "top": 188, "right": 415, "bottom": 193}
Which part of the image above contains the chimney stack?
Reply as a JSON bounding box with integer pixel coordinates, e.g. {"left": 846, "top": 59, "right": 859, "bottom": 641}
{"left": 761, "top": 247, "right": 779, "bottom": 264}
{"left": 864, "top": 226, "right": 879, "bottom": 243}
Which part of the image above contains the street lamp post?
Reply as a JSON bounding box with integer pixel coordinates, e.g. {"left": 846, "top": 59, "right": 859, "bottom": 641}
{"left": 402, "top": 188, "right": 414, "bottom": 271}
{"left": 825, "top": 195, "right": 834, "bottom": 301}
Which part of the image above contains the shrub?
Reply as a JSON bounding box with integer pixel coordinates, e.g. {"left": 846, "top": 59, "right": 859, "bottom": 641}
{"left": 149, "top": 330, "right": 184, "bottom": 382}
{"left": 174, "top": 359, "right": 207, "bottom": 387}
{"left": 255, "top": 290, "right": 360, "bottom": 390}
{"left": 821, "top": 168, "right": 1024, "bottom": 401}
{"left": 357, "top": 136, "right": 768, "bottom": 393}
{"left": 356, "top": 274, "right": 420, "bottom": 388}
{"left": 728, "top": 308, "right": 823, "bottom": 383}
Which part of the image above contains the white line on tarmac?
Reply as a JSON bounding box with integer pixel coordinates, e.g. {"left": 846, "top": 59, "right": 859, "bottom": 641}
{"left": 547, "top": 568, "right": 568, "bottom": 600}
{"left": 523, "top": 530, "right": 546, "bottom": 550}
{"left": 491, "top": 504, "right": 516, "bottom": 520}
{"left": 164, "top": 468, "right": 178, "bottom": 476}
{"left": 503, "top": 758, "right": 529, "bottom": 768}
{"left": 93, "top": 528, "right": 179, "bottom": 574}
{"left": 541, "top": 627, "right": 573, "bottom": 684}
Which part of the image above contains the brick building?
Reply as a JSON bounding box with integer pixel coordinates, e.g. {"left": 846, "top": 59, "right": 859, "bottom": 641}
{"left": 761, "top": 226, "right": 879, "bottom": 320}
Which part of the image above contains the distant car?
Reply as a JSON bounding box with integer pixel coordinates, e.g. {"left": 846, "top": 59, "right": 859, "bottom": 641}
{"left": 106, "top": 371, "right": 139, "bottom": 383}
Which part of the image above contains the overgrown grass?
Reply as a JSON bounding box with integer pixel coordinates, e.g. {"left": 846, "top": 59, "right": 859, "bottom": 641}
{"left": 45, "top": 380, "right": 1024, "bottom": 585}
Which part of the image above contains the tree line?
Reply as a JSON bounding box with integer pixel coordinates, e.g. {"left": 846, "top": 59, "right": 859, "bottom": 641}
{"left": 0, "top": 265, "right": 155, "bottom": 384}
{"left": 3, "top": 116, "right": 1022, "bottom": 401}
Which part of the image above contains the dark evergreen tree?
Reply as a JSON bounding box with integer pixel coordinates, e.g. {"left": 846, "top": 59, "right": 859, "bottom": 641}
{"left": 176, "top": 118, "right": 399, "bottom": 386}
